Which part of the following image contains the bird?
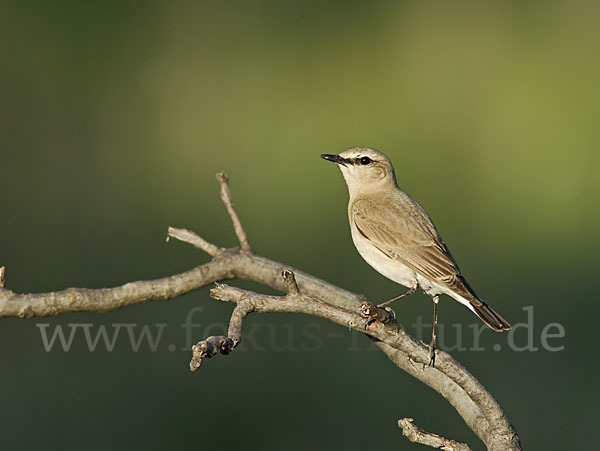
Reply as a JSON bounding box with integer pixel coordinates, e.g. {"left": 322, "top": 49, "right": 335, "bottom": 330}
{"left": 321, "top": 147, "right": 511, "bottom": 365}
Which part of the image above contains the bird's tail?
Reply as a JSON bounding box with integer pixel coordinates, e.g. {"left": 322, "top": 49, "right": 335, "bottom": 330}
{"left": 470, "top": 300, "right": 511, "bottom": 332}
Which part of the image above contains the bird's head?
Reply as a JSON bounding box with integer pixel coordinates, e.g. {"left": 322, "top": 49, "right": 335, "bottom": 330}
{"left": 321, "top": 147, "right": 397, "bottom": 196}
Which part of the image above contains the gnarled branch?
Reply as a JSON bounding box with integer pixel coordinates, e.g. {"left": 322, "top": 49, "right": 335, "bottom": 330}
{"left": 0, "top": 172, "right": 520, "bottom": 451}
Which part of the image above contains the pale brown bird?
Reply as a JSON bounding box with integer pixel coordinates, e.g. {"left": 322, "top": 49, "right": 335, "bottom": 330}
{"left": 321, "top": 147, "right": 511, "bottom": 365}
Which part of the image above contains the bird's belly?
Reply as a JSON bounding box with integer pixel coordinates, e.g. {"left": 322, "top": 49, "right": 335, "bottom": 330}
{"left": 350, "top": 226, "right": 417, "bottom": 289}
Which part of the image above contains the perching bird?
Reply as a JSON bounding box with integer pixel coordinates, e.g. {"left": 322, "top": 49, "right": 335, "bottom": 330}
{"left": 321, "top": 147, "right": 511, "bottom": 365}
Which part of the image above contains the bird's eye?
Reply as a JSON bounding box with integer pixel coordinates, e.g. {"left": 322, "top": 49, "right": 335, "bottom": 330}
{"left": 359, "top": 156, "right": 372, "bottom": 165}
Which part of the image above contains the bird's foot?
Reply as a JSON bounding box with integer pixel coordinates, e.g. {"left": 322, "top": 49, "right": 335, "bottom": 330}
{"left": 360, "top": 301, "right": 396, "bottom": 328}
{"left": 424, "top": 344, "right": 436, "bottom": 368}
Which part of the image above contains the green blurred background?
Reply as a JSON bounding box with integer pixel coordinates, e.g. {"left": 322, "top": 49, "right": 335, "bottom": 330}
{"left": 1, "top": 1, "right": 598, "bottom": 449}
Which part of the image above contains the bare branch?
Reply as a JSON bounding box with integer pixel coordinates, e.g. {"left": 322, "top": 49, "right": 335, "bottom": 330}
{"left": 191, "top": 270, "right": 303, "bottom": 371}
{"left": 0, "top": 251, "right": 362, "bottom": 318}
{"left": 216, "top": 171, "right": 252, "bottom": 253}
{"left": 0, "top": 172, "right": 521, "bottom": 451}
{"left": 226, "top": 295, "right": 254, "bottom": 339}
{"left": 194, "top": 271, "right": 381, "bottom": 371}
{"left": 0, "top": 266, "right": 5, "bottom": 288}
{"left": 398, "top": 418, "right": 472, "bottom": 451}
{"left": 167, "top": 226, "right": 223, "bottom": 256}
{"left": 189, "top": 297, "right": 254, "bottom": 371}
{"left": 200, "top": 281, "right": 520, "bottom": 450}
{"left": 208, "top": 283, "right": 372, "bottom": 331}
{"left": 0, "top": 260, "right": 231, "bottom": 318}
{"left": 373, "top": 341, "right": 487, "bottom": 445}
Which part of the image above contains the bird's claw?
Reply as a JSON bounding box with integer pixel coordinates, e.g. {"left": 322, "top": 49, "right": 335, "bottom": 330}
{"left": 360, "top": 301, "right": 396, "bottom": 327}
{"left": 383, "top": 306, "right": 396, "bottom": 321}
{"left": 363, "top": 318, "right": 376, "bottom": 329}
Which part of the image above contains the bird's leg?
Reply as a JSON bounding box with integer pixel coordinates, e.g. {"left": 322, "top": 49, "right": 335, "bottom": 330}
{"left": 377, "top": 283, "right": 418, "bottom": 308}
{"left": 426, "top": 294, "right": 439, "bottom": 368}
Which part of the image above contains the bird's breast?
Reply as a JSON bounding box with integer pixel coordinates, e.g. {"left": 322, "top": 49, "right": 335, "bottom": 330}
{"left": 349, "top": 222, "right": 418, "bottom": 289}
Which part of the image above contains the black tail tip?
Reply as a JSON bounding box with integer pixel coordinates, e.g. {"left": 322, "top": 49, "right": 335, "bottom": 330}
{"left": 472, "top": 302, "right": 511, "bottom": 332}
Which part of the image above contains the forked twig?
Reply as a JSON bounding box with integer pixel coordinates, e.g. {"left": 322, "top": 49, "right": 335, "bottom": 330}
{"left": 216, "top": 171, "right": 252, "bottom": 253}
{"left": 191, "top": 270, "right": 308, "bottom": 370}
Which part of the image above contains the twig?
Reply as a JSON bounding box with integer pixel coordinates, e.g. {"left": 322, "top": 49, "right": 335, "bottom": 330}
{"left": 208, "top": 282, "right": 370, "bottom": 331}
{"left": 216, "top": 171, "right": 252, "bottom": 253}
{"left": 167, "top": 226, "right": 223, "bottom": 256}
{"left": 189, "top": 297, "right": 254, "bottom": 371}
{"left": 0, "top": 266, "right": 5, "bottom": 289}
{"left": 398, "top": 418, "right": 472, "bottom": 451}
{"left": 191, "top": 271, "right": 301, "bottom": 371}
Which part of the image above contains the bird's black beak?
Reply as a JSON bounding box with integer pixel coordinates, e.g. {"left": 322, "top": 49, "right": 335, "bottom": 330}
{"left": 320, "top": 154, "right": 347, "bottom": 166}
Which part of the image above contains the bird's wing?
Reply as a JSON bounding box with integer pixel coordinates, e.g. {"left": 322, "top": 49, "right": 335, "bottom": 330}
{"left": 351, "top": 196, "right": 478, "bottom": 301}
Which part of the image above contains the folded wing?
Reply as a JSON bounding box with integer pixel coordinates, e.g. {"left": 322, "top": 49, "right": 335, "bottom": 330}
{"left": 351, "top": 196, "right": 477, "bottom": 301}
